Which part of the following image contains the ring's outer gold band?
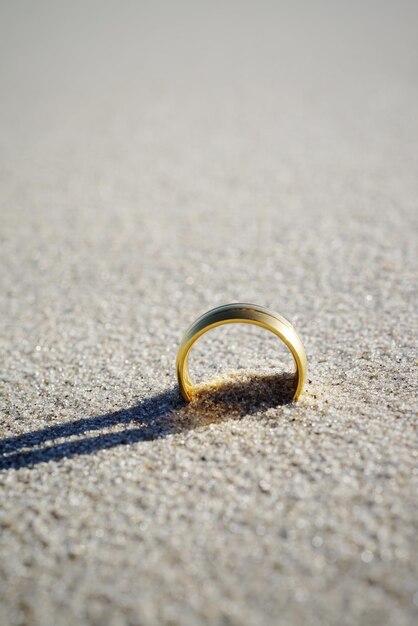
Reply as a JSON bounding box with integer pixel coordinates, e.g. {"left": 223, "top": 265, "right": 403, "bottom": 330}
{"left": 176, "top": 303, "right": 307, "bottom": 402}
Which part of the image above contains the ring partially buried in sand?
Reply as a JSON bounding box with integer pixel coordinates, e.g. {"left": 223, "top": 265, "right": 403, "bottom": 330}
{"left": 176, "top": 303, "right": 307, "bottom": 402}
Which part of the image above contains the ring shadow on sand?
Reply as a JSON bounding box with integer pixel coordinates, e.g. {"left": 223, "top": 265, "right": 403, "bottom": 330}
{"left": 0, "top": 372, "right": 296, "bottom": 471}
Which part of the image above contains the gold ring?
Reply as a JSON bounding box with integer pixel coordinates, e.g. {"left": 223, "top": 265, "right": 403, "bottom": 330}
{"left": 176, "top": 303, "right": 307, "bottom": 402}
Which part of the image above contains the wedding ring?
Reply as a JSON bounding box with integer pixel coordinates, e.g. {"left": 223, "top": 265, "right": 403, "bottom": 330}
{"left": 176, "top": 303, "right": 307, "bottom": 401}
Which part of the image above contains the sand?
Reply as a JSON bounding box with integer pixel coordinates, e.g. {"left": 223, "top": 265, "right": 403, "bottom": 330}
{"left": 1, "top": 2, "right": 417, "bottom": 625}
